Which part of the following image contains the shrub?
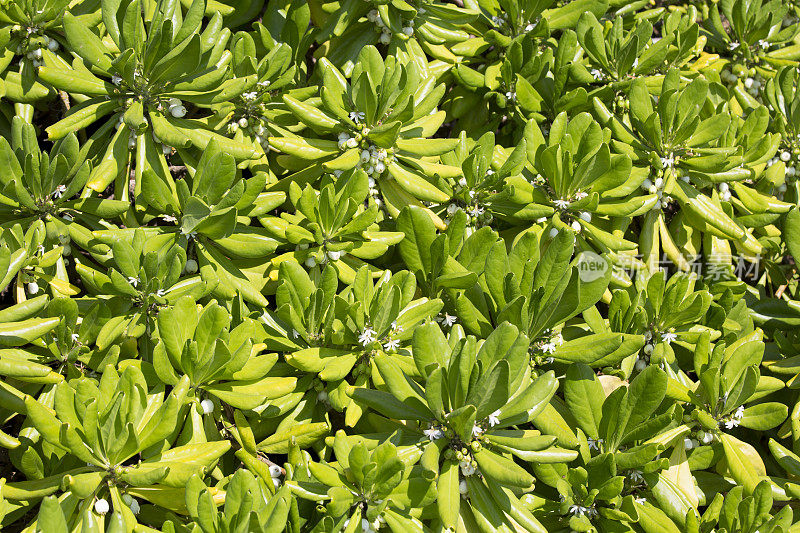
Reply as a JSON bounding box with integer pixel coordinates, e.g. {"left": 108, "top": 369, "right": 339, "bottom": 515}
{"left": 1, "top": 0, "right": 800, "bottom": 531}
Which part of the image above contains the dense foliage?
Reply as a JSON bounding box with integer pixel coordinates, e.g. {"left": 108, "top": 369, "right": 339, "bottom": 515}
{"left": 2, "top": 0, "right": 800, "bottom": 531}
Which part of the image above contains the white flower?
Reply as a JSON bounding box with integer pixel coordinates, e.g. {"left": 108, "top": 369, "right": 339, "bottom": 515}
{"left": 728, "top": 42, "right": 740, "bottom": 50}
{"left": 156, "top": 289, "right": 166, "bottom": 297}
{"left": 573, "top": 191, "right": 588, "bottom": 200}
{"left": 634, "top": 496, "right": 646, "bottom": 504}
{"left": 724, "top": 418, "right": 740, "bottom": 429}
{"left": 161, "top": 214, "right": 178, "bottom": 223}
{"left": 629, "top": 470, "right": 644, "bottom": 483}
{"left": 127, "top": 277, "right": 138, "bottom": 287}
{"left": 541, "top": 342, "right": 557, "bottom": 354}
{"left": 661, "top": 332, "right": 677, "bottom": 344}
{"left": 569, "top": 504, "right": 589, "bottom": 516}
{"left": 590, "top": 69, "right": 603, "bottom": 80}
{"left": 242, "top": 91, "right": 258, "bottom": 100}
{"left": 384, "top": 338, "right": 400, "bottom": 351}
{"left": 200, "top": 399, "right": 214, "bottom": 414}
{"left": 52, "top": 184, "right": 67, "bottom": 199}
{"left": 111, "top": 75, "right": 122, "bottom": 86}
{"left": 349, "top": 111, "right": 366, "bottom": 123}
{"left": 359, "top": 327, "right": 377, "bottom": 346}
{"left": 423, "top": 426, "right": 443, "bottom": 440}
{"left": 467, "top": 206, "right": 484, "bottom": 217}
{"left": 587, "top": 437, "right": 603, "bottom": 450}
{"left": 472, "top": 424, "right": 484, "bottom": 438}
{"left": 553, "top": 199, "right": 570, "bottom": 209}
{"left": 391, "top": 320, "right": 403, "bottom": 332}
{"left": 487, "top": 409, "right": 501, "bottom": 427}
{"left": 94, "top": 499, "right": 110, "bottom": 515}
{"left": 660, "top": 155, "right": 675, "bottom": 168}
{"left": 71, "top": 333, "right": 80, "bottom": 343}
{"left": 443, "top": 313, "right": 457, "bottom": 327}
{"left": 734, "top": 405, "right": 745, "bottom": 418}
{"left": 459, "top": 461, "right": 476, "bottom": 476}
{"left": 258, "top": 80, "right": 271, "bottom": 88}
{"left": 269, "top": 464, "right": 283, "bottom": 478}
{"left": 758, "top": 39, "right": 769, "bottom": 49}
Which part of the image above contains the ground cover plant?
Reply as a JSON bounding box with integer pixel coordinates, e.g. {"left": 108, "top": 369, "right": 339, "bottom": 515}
{"left": 2, "top": 0, "right": 800, "bottom": 531}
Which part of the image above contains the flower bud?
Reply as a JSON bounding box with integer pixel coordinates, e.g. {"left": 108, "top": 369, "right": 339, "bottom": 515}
{"left": 94, "top": 499, "right": 110, "bottom": 515}
{"left": 200, "top": 399, "right": 214, "bottom": 414}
